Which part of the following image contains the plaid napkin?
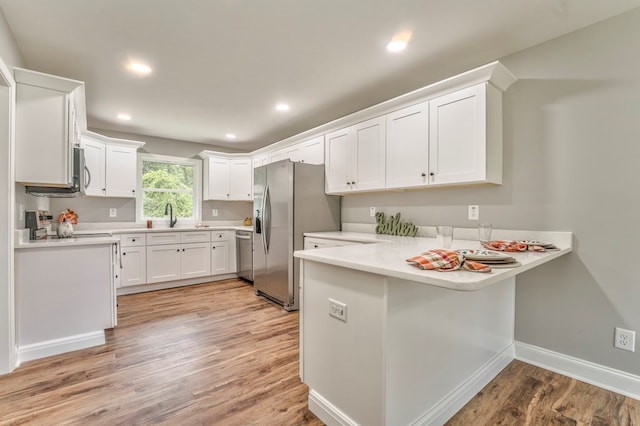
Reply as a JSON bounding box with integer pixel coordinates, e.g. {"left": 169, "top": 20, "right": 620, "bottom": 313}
{"left": 406, "top": 249, "right": 491, "bottom": 273}
{"left": 482, "top": 240, "right": 546, "bottom": 252}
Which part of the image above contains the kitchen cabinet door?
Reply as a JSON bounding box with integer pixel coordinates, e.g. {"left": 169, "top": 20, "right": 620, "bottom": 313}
{"left": 82, "top": 137, "right": 106, "bottom": 197}
{"left": 181, "top": 242, "right": 211, "bottom": 279}
{"left": 325, "top": 127, "right": 353, "bottom": 193}
{"left": 352, "top": 116, "right": 386, "bottom": 191}
{"left": 105, "top": 145, "right": 137, "bottom": 197}
{"left": 121, "top": 246, "right": 147, "bottom": 287}
{"left": 206, "top": 157, "right": 230, "bottom": 200}
{"left": 386, "top": 101, "right": 430, "bottom": 189}
{"left": 229, "top": 159, "right": 252, "bottom": 200}
{"left": 211, "top": 241, "right": 230, "bottom": 275}
{"left": 429, "top": 83, "right": 499, "bottom": 185}
{"left": 297, "top": 136, "right": 324, "bottom": 165}
{"left": 146, "top": 244, "right": 181, "bottom": 283}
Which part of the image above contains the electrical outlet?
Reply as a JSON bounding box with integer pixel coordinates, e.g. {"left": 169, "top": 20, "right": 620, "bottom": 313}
{"left": 615, "top": 327, "right": 636, "bottom": 352}
{"left": 212, "top": 209, "right": 218, "bottom": 217}
{"left": 329, "top": 298, "right": 347, "bottom": 322}
{"left": 369, "top": 207, "right": 376, "bottom": 217}
{"left": 468, "top": 205, "right": 479, "bottom": 221}
{"left": 109, "top": 208, "right": 117, "bottom": 218}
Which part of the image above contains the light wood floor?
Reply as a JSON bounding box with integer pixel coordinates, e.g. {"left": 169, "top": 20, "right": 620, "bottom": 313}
{"left": 1, "top": 279, "right": 639, "bottom": 425}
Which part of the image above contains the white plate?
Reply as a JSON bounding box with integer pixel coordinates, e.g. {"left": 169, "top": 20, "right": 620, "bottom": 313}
{"left": 520, "top": 240, "right": 556, "bottom": 248}
{"left": 457, "top": 249, "right": 512, "bottom": 261}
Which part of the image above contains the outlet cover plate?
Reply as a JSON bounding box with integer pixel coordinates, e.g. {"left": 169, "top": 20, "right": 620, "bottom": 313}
{"left": 109, "top": 208, "right": 117, "bottom": 218}
{"left": 468, "top": 205, "right": 479, "bottom": 221}
{"left": 615, "top": 327, "right": 636, "bottom": 352}
{"left": 329, "top": 298, "right": 347, "bottom": 322}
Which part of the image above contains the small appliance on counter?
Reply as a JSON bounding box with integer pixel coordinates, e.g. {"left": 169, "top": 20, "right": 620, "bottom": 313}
{"left": 25, "top": 210, "right": 52, "bottom": 240}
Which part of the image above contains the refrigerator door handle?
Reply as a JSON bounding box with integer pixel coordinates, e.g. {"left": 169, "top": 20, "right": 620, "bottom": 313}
{"left": 264, "top": 184, "right": 271, "bottom": 253}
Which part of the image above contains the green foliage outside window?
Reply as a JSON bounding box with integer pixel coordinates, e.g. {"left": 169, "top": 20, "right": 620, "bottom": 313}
{"left": 141, "top": 161, "right": 195, "bottom": 219}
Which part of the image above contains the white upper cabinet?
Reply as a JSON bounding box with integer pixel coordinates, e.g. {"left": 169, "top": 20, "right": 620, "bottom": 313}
{"left": 14, "top": 68, "right": 86, "bottom": 186}
{"left": 200, "top": 152, "right": 252, "bottom": 201}
{"left": 82, "top": 137, "right": 106, "bottom": 197}
{"left": 81, "top": 132, "right": 144, "bottom": 198}
{"left": 325, "top": 117, "right": 386, "bottom": 194}
{"left": 105, "top": 144, "right": 138, "bottom": 197}
{"left": 289, "top": 136, "right": 325, "bottom": 164}
{"left": 228, "top": 159, "right": 252, "bottom": 201}
{"left": 429, "top": 83, "right": 501, "bottom": 185}
{"left": 386, "top": 102, "right": 430, "bottom": 189}
{"left": 320, "top": 61, "right": 515, "bottom": 193}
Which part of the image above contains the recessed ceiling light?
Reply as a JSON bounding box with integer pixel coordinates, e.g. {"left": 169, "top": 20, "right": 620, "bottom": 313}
{"left": 225, "top": 133, "right": 237, "bottom": 139}
{"left": 117, "top": 113, "right": 132, "bottom": 121}
{"left": 276, "top": 103, "right": 290, "bottom": 112}
{"left": 128, "top": 62, "right": 152, "bottom": 75}
{"left": 386, "top": 31, "right": 412, "bottom": 53}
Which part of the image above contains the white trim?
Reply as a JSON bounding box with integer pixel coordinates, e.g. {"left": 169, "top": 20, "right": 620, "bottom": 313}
{"left": 308, "top": 345, "right": 515, "bottom": 426}
{"left": 18, "top": 331, "right": 106, "bottom": 363}
{"left": 515, "top": 341, "right": 640, "bottom": 401}
{"left": 0, "top": 53, "right": 16, "bottom": 375}
{"left": 136, "top": 153, "right": 202, "bottom": 223}
{"left": 116, "top": 273, "right": 238, "bottom": 295}
{"left": 412, "top": 344, "right": 514, "bottom": 425}
{"left": 308, "top": 389, "right": 359, "bottom": 426}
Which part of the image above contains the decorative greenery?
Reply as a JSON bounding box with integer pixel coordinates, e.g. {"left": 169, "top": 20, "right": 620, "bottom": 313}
{"left": 375, "top": 212, "right": 418, "bottom": 237}
{"left": 141, "top": 161, "right": 194, "bottom": 219}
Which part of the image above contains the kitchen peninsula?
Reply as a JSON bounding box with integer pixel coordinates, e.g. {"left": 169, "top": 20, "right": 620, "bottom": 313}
{"left": 295, "top": 230, "right": 572, "bottom": 426}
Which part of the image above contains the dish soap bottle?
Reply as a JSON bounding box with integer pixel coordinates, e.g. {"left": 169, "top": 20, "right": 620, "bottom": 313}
{"left": 57, "top": 218, "right": 73, "bottom": 238}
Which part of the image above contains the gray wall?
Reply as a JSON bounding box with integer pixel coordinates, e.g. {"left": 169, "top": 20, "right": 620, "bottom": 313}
{"left": 343, "top": 9, "right": 640, "bottom": 375}
{"left": 50, "top": 130, "right": 252, "bottom": 223}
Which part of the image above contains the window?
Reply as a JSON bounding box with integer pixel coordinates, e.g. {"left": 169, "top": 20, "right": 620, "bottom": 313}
{"left": 137, "top": 154, "right": 202, "bottom": 222}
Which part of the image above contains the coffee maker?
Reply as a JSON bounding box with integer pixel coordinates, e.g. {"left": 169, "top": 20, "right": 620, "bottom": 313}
{"left": 25, "top": 210, "right": 52, "bottom": 240}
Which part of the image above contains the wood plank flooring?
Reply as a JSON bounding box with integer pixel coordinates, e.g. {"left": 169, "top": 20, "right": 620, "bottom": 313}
{"left": 1, "top": 278, "right": 638, "bottom": 425}
{"left": 448, "top": 360, "right": 640, "bottom": 426}
{"left": 0, "top": 279, "right": 322, "bottom": 425}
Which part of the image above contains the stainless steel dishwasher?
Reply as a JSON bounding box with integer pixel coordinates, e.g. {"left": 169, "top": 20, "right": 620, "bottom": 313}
{"left": 236, "top": 230, "right": 253, "bottom": 283}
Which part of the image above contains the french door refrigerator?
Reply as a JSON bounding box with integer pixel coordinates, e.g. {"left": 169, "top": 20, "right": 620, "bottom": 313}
{"left": 253, "top": 160, "right": 340, "bottom": 311}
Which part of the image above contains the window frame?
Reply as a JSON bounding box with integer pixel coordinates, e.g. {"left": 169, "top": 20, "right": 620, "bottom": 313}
{"left": 136, "top": 153, "right": 202, "bottom": 224}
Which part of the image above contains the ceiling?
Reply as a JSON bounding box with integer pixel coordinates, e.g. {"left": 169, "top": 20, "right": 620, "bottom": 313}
{"left": 1, "top": 0, "right": 639, "bottom": 152}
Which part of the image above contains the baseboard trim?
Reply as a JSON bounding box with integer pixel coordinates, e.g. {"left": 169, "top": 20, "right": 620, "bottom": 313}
{"left": 413, "top": 344, "right": 515, "bottom": 425}
{"left": 117, "top": 273, "right": 239, "bottom": 295}
{"left": 18, "top": 331, "right": 106, "bottom": 363}
{"left": 515, "top": 341, "right": 640, "bottom": 400}
{"left": 308, "top": 389, "right": 359, "bottom": 426}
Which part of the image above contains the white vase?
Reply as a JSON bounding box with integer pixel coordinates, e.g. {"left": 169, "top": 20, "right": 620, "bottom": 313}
{"left": 57, "top": 220, "right": 73, "bottom": 238}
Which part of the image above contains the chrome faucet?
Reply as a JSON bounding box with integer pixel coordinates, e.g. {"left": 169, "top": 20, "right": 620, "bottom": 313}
{"left": 164, "top": 203, "right": 177, "bottom": 228}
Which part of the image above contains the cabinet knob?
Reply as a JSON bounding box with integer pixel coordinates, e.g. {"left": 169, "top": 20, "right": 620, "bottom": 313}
{"left": 421, "top": 173, "right": 426, "bottom": 177}
{"left": 102, "top": 188, "right": 106, "bottom": 191}
{"left": 176, "top": 249, "right": 180, "bottom": 252}
{"left": 212, "top": 246, "right": 216, "bottom": 249}
{"left": 132, "top": 189, "right": 135, "bottom": 193}
{"left": 132, "top": 239, "right": 136, "bottom": 242}
{"left": 429, "top": 172, "right": 435, "bottom": 177}
{"left": 351, "top": 181, "right": 356, "bottom": 185}
{"left": 182, "top": 248, "right": 185, "bottom": 252}
{"left": 314, "top": 244, "right": 319, "bottom": 248}
{"left": 346, "top": 181, "right": 350, "bottom": 185}
{"left": 123, "top": 252, "right": 126, "bottom": 256}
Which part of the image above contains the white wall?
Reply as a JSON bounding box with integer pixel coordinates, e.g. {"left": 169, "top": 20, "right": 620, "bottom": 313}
{"left": 342, "top": 9, "right": 640, "bottom": 375}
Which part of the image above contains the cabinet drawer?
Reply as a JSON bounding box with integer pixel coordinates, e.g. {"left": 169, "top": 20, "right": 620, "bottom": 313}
{"left": 180, "top": 231, "right": 211, "bottom": 243}
{"left": 146, "top": 232, "right": 181, "bottom": 246}
{"left": 120, "top": 233, "right": 146, "bottom": 247}
{"left": 211, "top": 230, "right": 230, "bottom": 241}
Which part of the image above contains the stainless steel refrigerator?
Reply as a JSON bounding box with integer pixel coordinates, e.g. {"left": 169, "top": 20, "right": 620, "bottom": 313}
{"left": 253, "top": 160, "right": 340, "bottom": 311}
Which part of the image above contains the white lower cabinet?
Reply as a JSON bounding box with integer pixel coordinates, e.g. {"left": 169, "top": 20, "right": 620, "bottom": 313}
{"left": 121, "top": 246, "right": 147, "bottom": 287}
{"left": 146, "top": 244, "right": 182, "bottom": 283}
{"left": 118, "top": 230, "right": 237, "bottom": 288}
{"left": 211, "top": 241, "right": 230, "bottom": 275}
{"left": 181, "top": 242, "right": 211, "bottom": 279}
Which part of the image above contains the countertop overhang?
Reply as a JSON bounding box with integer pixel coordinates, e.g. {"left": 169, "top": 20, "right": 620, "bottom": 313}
{"left": 295, "top": 231, "right": 572, "bottom": 291}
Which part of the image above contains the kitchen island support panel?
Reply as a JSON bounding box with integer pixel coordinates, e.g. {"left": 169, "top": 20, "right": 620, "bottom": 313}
{"left": 15, "top": 244, "right": 115, "bottom": 362}
{"left": 301, "top": 261, "right": 516, "bottom": 426}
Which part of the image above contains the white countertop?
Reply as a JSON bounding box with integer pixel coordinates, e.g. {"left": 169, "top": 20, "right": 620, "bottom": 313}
{"left": 15, "top": 226, "right": 254, "bottom": 249}
{"left": 296, "top": 231, "right": 572, "bottom": 291}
